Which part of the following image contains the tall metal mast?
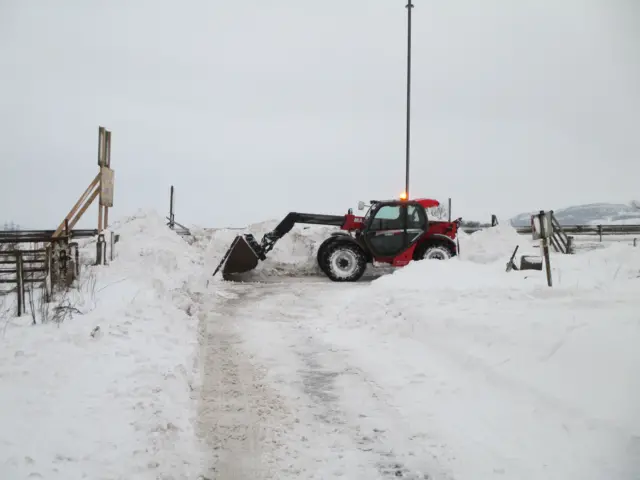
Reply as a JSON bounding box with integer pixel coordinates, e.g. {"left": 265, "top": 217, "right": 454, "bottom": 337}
{"left": 404, "top": 0, "right": 414, "bottom": 200}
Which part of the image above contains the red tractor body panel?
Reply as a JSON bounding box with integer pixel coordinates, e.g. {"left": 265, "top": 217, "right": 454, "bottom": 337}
{"left": 374, "top": 243, "right": 419, "bottom": 267}
{"left": 341, "top": 213, "right": 365, "bottom": 231}
{"left": 414, "top": 198, "right": 441, "bottom": 209}
{"left": 392, "top": 246, "right": 418, "bottom": 266}
{"left": 424, "top": 219, "right": 459, "bottom": 240}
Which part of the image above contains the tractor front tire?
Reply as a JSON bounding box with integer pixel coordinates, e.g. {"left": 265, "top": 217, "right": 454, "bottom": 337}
{"left": 320, "top": 241, "right": 367, "bottom": 282}
{"left": 316, "top": 238, "right": 337, "bottom": 275}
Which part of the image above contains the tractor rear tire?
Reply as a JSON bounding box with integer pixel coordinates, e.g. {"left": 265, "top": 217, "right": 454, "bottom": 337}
{"left": 416, "top": 243, "right": 454, "bottom": 261}
{"left": 320, "top": 241, "right": 367, "bottom": 282}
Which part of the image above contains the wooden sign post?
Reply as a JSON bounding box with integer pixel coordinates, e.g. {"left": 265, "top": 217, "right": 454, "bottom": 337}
{"left": 53, "top": 126, "right": 115, "bottom": 239}
{"left": 98, "top": 126, "right": 114, "bottom": 233}
{"left": 533, "top": 211, "right": 553, "bottom": 287}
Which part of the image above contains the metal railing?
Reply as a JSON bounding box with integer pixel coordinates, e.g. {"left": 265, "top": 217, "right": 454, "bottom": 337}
{"left": 512, "top": 224, "right": 640, "bottom": 240}
{"left": 167, "top": 185, "right": 192, "bottom": 238}
{"left": 0, "top": 229, "right": 97, "bottom": 244}
{"left": 463, "top": 223, "right": 640, "bottom": 237}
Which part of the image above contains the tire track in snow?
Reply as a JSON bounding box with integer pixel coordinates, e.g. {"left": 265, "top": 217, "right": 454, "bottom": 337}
{"left": 195, "top": 285, "right": 298, "bottom": 479}
{"left": 294, "top": 322, "right": 451, "bottom": 480}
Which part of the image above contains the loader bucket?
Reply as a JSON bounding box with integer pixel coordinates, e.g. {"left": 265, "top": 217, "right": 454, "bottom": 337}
{"left": 212, "top": 234, "right": 262, "bottom": 278}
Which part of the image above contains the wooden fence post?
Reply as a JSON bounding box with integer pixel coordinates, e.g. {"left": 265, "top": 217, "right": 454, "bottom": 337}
{"left": 95, "top": 234, "right": 106, "bottom": 265}
{"left": 538, "top": 211, "right": 553, "bottom": 287}
{"left": 169, "top": 186, "right": 175, "bottom": 229}
{"left": 44, "top": 245, "right": 52, "bottom": 303}
{"left": 16, "top": 252, "right": 24, "bottom": 316}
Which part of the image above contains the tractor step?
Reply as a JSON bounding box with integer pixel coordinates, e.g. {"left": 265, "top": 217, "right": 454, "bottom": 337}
{"left": 212, "top": 234, "right": 265, "bottom": 278}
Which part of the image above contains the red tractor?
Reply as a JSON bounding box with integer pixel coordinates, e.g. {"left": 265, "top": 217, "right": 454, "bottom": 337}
{"left": 213, "top": 197, "right": 461, "bottom": 282}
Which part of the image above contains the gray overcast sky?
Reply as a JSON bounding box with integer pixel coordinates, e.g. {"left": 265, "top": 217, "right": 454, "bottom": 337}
{"left": 1, "top": 0, "right": 639, "bottom": 229}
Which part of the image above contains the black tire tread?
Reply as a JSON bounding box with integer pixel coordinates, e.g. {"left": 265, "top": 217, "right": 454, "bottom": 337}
{"left": 319, "top": 241, "right": 367, "bottom": 282}
{"left": 414, "top": 240, "right": 456, "bottom": 261}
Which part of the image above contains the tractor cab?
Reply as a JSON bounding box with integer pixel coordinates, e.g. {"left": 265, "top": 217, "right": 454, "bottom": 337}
{"left": 356, "top": 199, "right": 429, "bottom": 259}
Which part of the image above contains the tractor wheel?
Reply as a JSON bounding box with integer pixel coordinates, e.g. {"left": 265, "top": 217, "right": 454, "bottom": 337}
{"left": 320, "top": 241, "right": 367, "bottom": 282}
{"left": 316, "top": 238, "right": 337, "bottom": 274}
{"left": 416, "top": 242, "right": 454, "bottom": 261}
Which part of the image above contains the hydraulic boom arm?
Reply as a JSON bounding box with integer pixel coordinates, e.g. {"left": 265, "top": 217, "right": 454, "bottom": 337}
{"left": 212, "top": 212, "right": 346, "bottom": 278}
{"left": 259, "top": 212, "right": 346, "bottom": 254}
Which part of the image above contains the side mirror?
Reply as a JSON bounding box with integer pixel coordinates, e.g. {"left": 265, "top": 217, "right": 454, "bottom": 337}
{"left": 357, "top": 201, "right": 365, "bottom": 211}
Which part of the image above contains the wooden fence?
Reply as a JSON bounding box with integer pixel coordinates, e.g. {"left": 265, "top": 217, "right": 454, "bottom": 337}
{"left": 0, "top": 248, "right": 49, "bottom": 315}
{"left": 0, "top": 229, "right": 92, "bottom": 316}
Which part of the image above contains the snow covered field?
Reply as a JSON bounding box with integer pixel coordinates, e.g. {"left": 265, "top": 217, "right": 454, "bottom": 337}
{"left": 1, "top": 211, "right": 639, "bottom": 479}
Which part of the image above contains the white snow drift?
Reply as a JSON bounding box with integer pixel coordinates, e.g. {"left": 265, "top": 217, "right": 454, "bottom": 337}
{"left": 323, "top": 229, "right": 640, "bottom": 479}
{"left": 0, "top": 211, "right": 207, "bottom": 480}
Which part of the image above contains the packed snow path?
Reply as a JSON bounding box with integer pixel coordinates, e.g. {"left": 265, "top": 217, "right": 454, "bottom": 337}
{"left": 196, "top": 270, "right": 640, "bottom": 480}
{"left": 196, "top": 277, "right": 446, "bottom": 479}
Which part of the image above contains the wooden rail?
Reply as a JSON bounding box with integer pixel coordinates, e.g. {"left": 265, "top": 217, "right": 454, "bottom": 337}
{"left": 0, "top": 229, "right": 97, "bottom": 244}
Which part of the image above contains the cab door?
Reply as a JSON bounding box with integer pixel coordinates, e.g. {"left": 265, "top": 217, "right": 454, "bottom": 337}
{"left": 362, "top": 202, "right": 428, "bottom": 258}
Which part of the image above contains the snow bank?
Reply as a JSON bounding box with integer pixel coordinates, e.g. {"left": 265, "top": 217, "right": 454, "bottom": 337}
{"left": 0, "top": 210, "right": 207, "bottom": 479}
{"left": 548, "top": 243, "right": 640, "bottom": 289}
{"left": 458, "top": 224, "right": 537, "bottom": 264}
{"left": 323, "top": 234, "right": 640, "bottom": 479}
{"left": 374, "top": 239, "right": 640, "bottom": 293}
{"left": 372, "top": 257, "right": 536, "bottom": 292}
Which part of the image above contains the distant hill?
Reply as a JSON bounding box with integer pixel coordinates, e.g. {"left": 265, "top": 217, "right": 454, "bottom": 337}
{"left": 510, "top": 203, "right": 640, "bottom": 227}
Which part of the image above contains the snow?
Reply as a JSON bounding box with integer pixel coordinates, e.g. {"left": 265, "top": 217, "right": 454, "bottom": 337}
{"left": 211, "top": 222, "right": 640, "bottom": 478}
{"left": 1, "top": 212, "right": 639, "bottom": 479}
{"left": 319, "top": 228, "right": 640, "bottom": 478}
{"left": 458, "top": 223, "right": 536, "bottom": 264}
{"left": 0, "top": 211, "right": 207, "bottom": 479}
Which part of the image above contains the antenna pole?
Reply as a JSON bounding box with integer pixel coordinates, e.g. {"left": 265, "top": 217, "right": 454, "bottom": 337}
{"left": 405, "top": 0, "right": 414, "bottom": 200}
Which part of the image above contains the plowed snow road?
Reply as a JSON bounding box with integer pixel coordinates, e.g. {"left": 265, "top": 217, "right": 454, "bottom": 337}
{"left": 195, "top": 277, "right": 448, "bottom": 480}
{"left": 194, "top": 275, "right": 640, "bottom": 480}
